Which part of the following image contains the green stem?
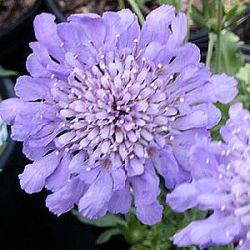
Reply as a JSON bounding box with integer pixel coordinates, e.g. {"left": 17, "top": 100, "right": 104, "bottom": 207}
{"left": 228, "top": 244, "right": 234, "bottom": 250}
{"left": 127, "top": 0, "right": 145, "bottom": 25}
{"left": 117, "top": 0, "right": 125, "bottom": 9}
{"left": 206, "top": 33, "right": 215, "bottom": 68}
{"left": 190, "top": 246, "right": 197, "bottom": 250}
{"left": 176, "top": 0, "right": 182, "bottom": 12}
{"left": 215, "top": 0, "right": 223, "bottom": 73}
{"left": 184, "top": 0, "right": 193, "bottom": 43}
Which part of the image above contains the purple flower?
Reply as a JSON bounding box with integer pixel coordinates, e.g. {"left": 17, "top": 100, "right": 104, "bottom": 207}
{"left": 0, "top": 6, "right": 237, "bottom": 225}
{"left": 167, "top": 102, "right": 250, "bottom": 249}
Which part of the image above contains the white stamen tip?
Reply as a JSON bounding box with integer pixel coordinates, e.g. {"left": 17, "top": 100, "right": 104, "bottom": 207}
{"left": 169, "top": 135, "right": 175, "bottom": 141}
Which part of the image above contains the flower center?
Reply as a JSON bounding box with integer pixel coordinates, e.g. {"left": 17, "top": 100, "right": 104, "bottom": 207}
{"left": 52, "top": 50, "right": 178, "bottom": 167}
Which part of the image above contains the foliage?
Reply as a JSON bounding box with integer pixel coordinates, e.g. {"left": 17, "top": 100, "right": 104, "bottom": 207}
{"left": 211, "top": 31, "right": 244, "bottom": 75}
{"left": 0, "top": 69, "right": 18, "bottom": 77}
{"left": 236, "top": 63, "right": 250, "bottom": 109}
{"left": 191, "top": 0, "right": 246, "bottom": 32}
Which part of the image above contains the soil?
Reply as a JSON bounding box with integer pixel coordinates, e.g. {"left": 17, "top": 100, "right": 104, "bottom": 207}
{"left": 56, "top": 0, "right": 118, "bottom": 16}
{"left": 0, "top": 0, "right": 36, "bottom": 31}
{"left": 55, "top": 0, "right": 161, "bottom": 17}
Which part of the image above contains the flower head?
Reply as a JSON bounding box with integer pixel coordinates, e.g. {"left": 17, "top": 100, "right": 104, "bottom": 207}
{"left": 167, "top": 102, "right": 250, "bottom": 249}
{"left": 0, "top": 6, "right": 237, "bottom": 224}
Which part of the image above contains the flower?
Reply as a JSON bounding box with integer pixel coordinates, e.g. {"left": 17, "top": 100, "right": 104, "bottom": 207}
{"left": 0, "top": 5, "right": 237, "bottom": 225}
{"left": 167, "top": 102, "right": 250, "bottom": 249}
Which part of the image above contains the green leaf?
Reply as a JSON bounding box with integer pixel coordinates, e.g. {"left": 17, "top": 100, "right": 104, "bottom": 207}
{"left": 236, "top": 63, "right": 250, "bottom": 109}
{"left": 96, "top": 228, "right": 122, "bottom": 245}
{"left": 72, "top": 210, "right": 126, "bottom": 228}
{"left": 211, "top": 31, "right": 244, "bottom": 75}
{"left": 0, "top": 69, "right": 18, "bottom": 77}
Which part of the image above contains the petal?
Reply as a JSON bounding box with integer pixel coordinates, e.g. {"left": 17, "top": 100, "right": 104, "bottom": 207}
{"left": 167, "top": 13, "right": 187, "bottom": 49}
{"left": 0, "top": 98, "right": 25, "bottom": 124}
{"left": 173, "top": 213, "right": 242, "bottom": 248}
{"left": 46, "top": 177, "right": 86, "bottom": 216}
{"left": 111, "top": 168, "right": 126, "bottom": 190}
{"left": 108, "top": 181, "right": 132, "bottom": 214}
{"left": 34, "top": 13, "right": 64, "bottom": 61}
{"left": 68, "top": 151, "right": 86, "bottom": 173}
{"left": 151, "top": 146, "right": 187, "bottom": 189}
{"left": 140, "top": 5, "right": 175, "bottom": 46}
{"left": 103, "top": 9, "right": 140, "bottom": 51}
{"left": 185, "top": 73, "right": 238, "bottom": 105}
{"left": 131, "top": 162, "right": 163, "bottom": 225}
{"left": 15, "top": 76, "right": 52, "bottom": 101}
{"left": 45, "top": 154, "right": 71, "bottom": 192}
{"left": 19, "top": 151, "right": 61, "bottom": 194}
{"left": 167, "top": 177, "right": 223, "bottom": 211}
{"left": 78, "top": 171, "right": 112, "bottom": 219}
{"left": 68, "top": 13, "right": 106, "bottom": 48}
{"left": 126, "top": 157, "right": 144, "bottom": 177}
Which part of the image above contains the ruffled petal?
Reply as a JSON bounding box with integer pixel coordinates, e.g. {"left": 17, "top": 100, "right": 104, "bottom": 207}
{"left": 140, "top": 5, "right": 175, "bottom": 46}
{"left": 167, "top": 178, "right": 221, "bottom": 212}
{"left": 46, "top": 177, "right": 86, "bottom": 216}
{"left": 173, "top": 213, "right": 243, "bottom": 248}
{"left": 19, "top": 151, "right": 61, "bottom": 193}
{"left": 45, "top": 153, "right": 71, "bottom": 191}
{"left": 67, "top": 13, "right": 106, "bottom": 48}
{"left": 34, "top": 13, "right": 64, "bottom": 61}
{"left": 131, "top": 162, "right": 163, "bottom": 225}
{"left": 78, "top": 171, "right": 112, "bottom": 219}
{"left": 0, "top": 98, "right": 25, "bottom": 124}
{"left": 108, "top": 181, "right": 131, "bottom": 214}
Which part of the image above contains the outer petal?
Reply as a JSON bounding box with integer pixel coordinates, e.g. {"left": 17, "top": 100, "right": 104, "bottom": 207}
{"left": 45, "top": 153, "right": 71, "bottom": 191}
{"left": 15, "top": 76, "right": 52, "bottom": 101}
{"left": 108, "top": 181, "right": 131, "bottom": 214}
{"left": 19, "top": 151, "right": 61, "bottom": 193}
{"left": 185, "top": 74, "right": 238, "bottom": 104}
{"left": 102, "top": 9, "right": 139, "bottom": 50}
{"left": 167, "top": 13, "right": 187, "bottom": 49}
{"left": 140, "top": 5, "right": 175, "bottom": 46}
{"left": 173, "top": 213, "right": 243, "bottom": 248}
{"left": 78, "top": 171, "right": 112, "bottom": 219}
{"left": 34, "top": 13, "right": 64, "bottom": 61}
{"left": 46, "top": 177, "right": 86, "bottom": 216}
{"left": 131, "top": 162, "right": 163, "bottom": 225}
{"left": 167, "top": 178, "right": 221, "bottom": 212}
{"left": 67, "top": 13, "right": 106, "bottom": 48}
{"left": 0, "top": 98, "right": 25, "bottom": 124}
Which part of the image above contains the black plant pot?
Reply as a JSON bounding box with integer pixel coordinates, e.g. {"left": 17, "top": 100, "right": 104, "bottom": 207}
{"left": 0, "top": 0, "right": 43, "bottom": 74}
{"left": 189, "top": 5, "right": 250, "bottom": 55}
{"left": 45, "top": 0, "right": 66, "bottom": 22}
{"left": 0, "top": 71, "right": 15, "bottom": 171}
{"left": 241, "top": 44, "right": 250, "bottom": 62}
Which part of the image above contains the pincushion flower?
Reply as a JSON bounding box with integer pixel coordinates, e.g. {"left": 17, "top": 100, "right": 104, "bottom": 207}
{"left": 0, "top": 5, "right": 237, "bottom": 225}
{"left": 167, "top": 103, "right": 250, "bottom": 249}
